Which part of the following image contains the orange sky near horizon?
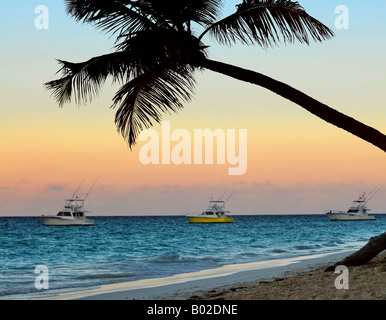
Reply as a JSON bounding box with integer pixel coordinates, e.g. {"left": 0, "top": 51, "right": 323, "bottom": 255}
{"left": 1, "top": 89, "right": 385, "bottom": 215}
{"left": 0, "top": 0, "right": 385, "bottom": 216}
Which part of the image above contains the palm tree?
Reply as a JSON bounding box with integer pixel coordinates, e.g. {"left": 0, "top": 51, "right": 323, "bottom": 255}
{"left": 45, "top": 0, "right": 386, "bottom": 152}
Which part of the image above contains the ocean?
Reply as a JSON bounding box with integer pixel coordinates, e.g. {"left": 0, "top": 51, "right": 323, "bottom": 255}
{"left": 1, "top": 214, "right": 385, "bottom": 300}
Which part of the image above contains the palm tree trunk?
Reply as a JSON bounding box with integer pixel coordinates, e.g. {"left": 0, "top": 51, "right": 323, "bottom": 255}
{"left": 198, "top": 58, "right": 386, "bottom": 152}
{"left": 324, "top": 232, "right": 386, "bottom": 271}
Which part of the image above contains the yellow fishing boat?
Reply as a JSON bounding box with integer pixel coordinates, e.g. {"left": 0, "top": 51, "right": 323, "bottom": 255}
{"left": 186, "top": 199, "right": 234, "bottom": 223}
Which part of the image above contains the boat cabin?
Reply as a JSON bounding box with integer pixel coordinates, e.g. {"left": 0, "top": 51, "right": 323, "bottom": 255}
{"left": 203, "top": 211, "right": 226, "bottom": 217}
{"left": 56, "top": 211, "right": 86, "bottom": 218}
{"left": 57, "top": 211, "right": 72, "bottom": 217}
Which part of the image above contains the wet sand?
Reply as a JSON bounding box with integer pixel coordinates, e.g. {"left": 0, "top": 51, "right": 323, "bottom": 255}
{"left": 189, "top": 251, "right": 386, "bottom": 300}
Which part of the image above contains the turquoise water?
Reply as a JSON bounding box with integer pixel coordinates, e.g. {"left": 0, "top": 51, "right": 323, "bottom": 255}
{"left": 0, "top": 215, "right": 385, "bottom": 299}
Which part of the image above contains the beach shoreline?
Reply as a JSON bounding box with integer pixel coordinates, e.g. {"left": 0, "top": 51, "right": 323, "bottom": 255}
{"left": 33, "top": 249, "right": 385, "bottom": 300}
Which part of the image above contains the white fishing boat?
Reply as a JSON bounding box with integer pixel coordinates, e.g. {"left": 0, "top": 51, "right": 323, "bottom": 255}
{"left": 326, "top": 187, "right": 381, "bottom": 221}
{"left": 42, "top": 179, "right": 97, "bottom": 226}
{"left": 186, "top": 189, "right": 235, "bottom": 223}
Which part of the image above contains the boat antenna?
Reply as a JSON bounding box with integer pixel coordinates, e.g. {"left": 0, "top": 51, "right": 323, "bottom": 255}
{"left": 84, "top": 177, "right": 100, "bottom": 202}
{"left": 71, "top": 178, "right": 86, "bottom": 199}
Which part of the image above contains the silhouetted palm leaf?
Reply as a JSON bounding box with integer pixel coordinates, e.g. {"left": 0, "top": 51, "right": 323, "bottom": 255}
{"left": 141, "top": 0, "right": 223, "bottom": 29}
{"left": 44, "top": 52, "right": 131, "bottom": 106}
{"left": 202, "top": 0, "right": 334, "bottom": 47}
{"left": 113, "top": 65, "right": 196, "bottom": 147}
{"left": 65, "top": 0, "right": 156, "bottom": 38}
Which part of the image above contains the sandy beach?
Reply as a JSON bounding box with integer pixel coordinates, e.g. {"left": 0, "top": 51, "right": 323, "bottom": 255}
{"left": 34, "top": 249, "right": 386, "bottom": 300}
{"left": 190, "top": 251, "right": 386, "bottom": 300}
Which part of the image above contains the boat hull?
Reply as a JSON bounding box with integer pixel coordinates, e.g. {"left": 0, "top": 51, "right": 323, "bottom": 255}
{"left": 327, "top": 213, "right": 375, "bottom": 221}
{"left": 42, "top": 216, "right": 94, "bottom": 226}
{"left": 186, "top": 216, "right": 234, "bottom": 223}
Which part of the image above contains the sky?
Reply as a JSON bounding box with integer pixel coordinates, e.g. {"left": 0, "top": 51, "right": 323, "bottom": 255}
{"left": 0, "top": 0, "right": 385, "bottom": 216}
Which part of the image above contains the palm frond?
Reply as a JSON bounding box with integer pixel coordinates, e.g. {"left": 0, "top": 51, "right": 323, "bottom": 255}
{"left": 112, "top": 65, "right": 196, "bottom": 147}
{"left": 141, "top": 0, "right": 223, "bottom": 28}
{"left": 184, "top": 0, "right": 224, "bottom": 26}
{"left": 44, "top": 75, "right": 73, "bottom": 107}
{"left": 201, "top": 0, "right": 334, "bottom": 47}
{"left": 65, "top": 0, "right": 155, "bottom": 37}
{"left": 44, "top": 52, "right": 131, "bottom": 106}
